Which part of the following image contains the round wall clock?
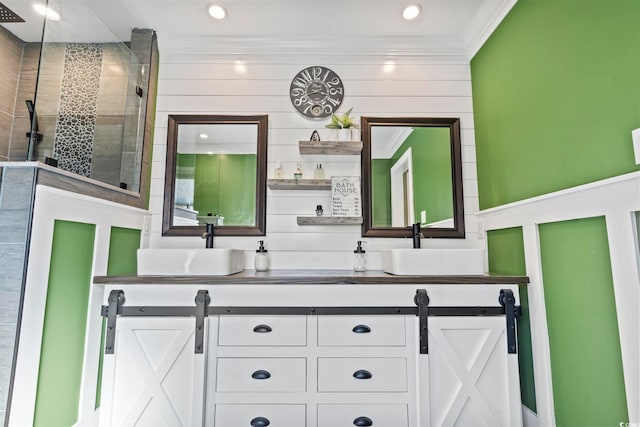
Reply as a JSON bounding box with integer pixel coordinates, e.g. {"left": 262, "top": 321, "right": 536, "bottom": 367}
{"left": 289, "top": 66, "right": 344, "bottom": 118}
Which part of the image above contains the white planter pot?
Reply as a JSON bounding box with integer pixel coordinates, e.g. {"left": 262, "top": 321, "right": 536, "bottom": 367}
{"left": 338, "top": 128, "right": 352, "bottom": 141}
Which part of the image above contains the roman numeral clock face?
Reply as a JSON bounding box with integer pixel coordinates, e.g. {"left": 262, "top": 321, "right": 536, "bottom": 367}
{"left": 290, "top": 66, "right": 344, "bottom": 118}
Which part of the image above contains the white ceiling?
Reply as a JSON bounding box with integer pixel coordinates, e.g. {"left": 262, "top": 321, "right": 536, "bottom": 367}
{"left": 1, "top": 0, "right": 515, "bottom": 58}
{"left": 178, "top": 124, "right": 257, "bottom": 154}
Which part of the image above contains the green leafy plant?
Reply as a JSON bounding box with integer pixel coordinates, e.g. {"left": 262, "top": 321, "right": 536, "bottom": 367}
{"left": 325, "top": 108, "right": 359, "bottom": 129}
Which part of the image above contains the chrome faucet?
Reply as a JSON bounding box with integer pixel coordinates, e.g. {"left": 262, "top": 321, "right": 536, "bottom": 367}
{"left": 412, "top": 223, "right": 422, "bottom": 249}
{"left": 202, "top": 223, "right": 214, "bottom": 248}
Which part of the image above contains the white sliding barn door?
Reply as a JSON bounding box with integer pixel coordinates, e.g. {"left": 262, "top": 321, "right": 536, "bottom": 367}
{"left": 426, "top": 317, "right": 522, "bottom": 427}
{"left": 99, "top": 317, "right": 206, "bottom": 427}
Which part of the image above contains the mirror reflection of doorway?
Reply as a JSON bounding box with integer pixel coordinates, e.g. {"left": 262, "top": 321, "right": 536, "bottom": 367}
{"left": 403, "top": 170, "right": 410, "bottom": 226}
{"left": 391, "top": 147, "right": 414, "bottom": 227}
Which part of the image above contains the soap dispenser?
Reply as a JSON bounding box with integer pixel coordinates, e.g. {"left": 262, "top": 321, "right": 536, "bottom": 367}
{"left": 255, "top": 240, "right": 270, "bottom": 272}
{"left": 353, "top": 241, "right": 367, "bottom": 272}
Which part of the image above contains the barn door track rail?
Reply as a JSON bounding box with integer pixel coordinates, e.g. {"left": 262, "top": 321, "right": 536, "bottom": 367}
{"left": 101, "top": 289, "right": 521, "bottom": 355}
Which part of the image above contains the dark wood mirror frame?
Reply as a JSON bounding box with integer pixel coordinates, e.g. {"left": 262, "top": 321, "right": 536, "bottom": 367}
{"left": 162, "top": 114, "right": 268, "bottom": 236}
{"left": 361, "top": 116, "right": 465, "bottom": 238}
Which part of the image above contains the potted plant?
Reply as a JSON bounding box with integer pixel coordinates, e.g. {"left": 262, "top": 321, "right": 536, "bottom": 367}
{"left": 325, "top": 108, "right": 359, "bottom": 141}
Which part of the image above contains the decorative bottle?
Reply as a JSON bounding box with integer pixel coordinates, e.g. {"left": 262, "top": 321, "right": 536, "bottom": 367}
{"left": 274, "top": 161, "right": 283, "bottom": 179}
{"left": 293, "top": 162, "right": 303, "bottom": 180}
{"left": 314, "top": 163, "right": 324, "bottom": 179}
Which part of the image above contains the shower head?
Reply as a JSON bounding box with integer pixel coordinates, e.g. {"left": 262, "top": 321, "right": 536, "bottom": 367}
{"left": 0, "top": 2, "right": 25, "bottom": 23}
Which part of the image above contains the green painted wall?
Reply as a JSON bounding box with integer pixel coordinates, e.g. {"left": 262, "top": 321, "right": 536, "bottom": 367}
{"left": 472, "top": 0, "right": 640, "bottom": 210}
{"left": 371, "top": 127, "right": 453, "bottom": 226}
{"left": 177, "top": 153, "right": 257, "bottom": 225}
{"left": 214, "top": 154, "right": 256, "bottom": 225}
{"left": 539, "top": 217, "right": 628, "bottom": 426}
{"left": 487, "top": 227, "right": 537, "bottom": 413}
{"left": 371, "top": 158, "right": 392, "bottom": 226}
{"left": 107, "top": 226, "right": 141, "bottom": 276}
{"left": 93, "top": 226, "right": 142, "bottom": 407}
{"left": 34, "top": 220, "right": 96, "bottom": 427}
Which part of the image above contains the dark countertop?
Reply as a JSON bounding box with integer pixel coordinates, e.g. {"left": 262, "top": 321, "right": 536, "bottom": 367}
{"left": 94, "top": 270, "right": 529, "bottom": 285}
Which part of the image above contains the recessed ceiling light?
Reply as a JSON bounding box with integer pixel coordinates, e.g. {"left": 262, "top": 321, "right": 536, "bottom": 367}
{"left": 234, "top": 60, "right": 247, "bottom": 74}
{"left": 33, "top": 4, "right": 61, "bottom": 21}
{"left": 199, "top": 133, "right": 209, "bottom": 139}
{"left": 383, "top": 60, "right": 396, "bottom": 73}
{"left": 402, "top": 4, "right": 421, "bottom": 20}
{"left": 207, "top": 4, "right": 227, "bottom": 20}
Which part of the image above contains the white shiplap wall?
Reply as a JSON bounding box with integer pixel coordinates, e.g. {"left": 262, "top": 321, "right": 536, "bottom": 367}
{"left": 147, "top": 55, "right": 482, "bottom": 270}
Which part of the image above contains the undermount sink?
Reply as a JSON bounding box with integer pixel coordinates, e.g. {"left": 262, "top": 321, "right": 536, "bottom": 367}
{"left": 381, "top": 248, "right": 485, "bottom": 276}
{"left": 137, "top": 248, "right": 245, "bottom": 276}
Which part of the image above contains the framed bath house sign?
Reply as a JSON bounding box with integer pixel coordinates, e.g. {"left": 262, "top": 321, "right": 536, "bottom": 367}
{"left": 331, "top": 176, "right": 361, "bottom": 216}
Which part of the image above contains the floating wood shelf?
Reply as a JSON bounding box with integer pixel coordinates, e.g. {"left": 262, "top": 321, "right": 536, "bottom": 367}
{"left": 298, "top": 140, "right": 363, "bottom": 155}
{"left": 297, "top": 216, "right": 363, "bottom": 225}
{"left": 268, "top": 179, "right": 331, "bottom": 190}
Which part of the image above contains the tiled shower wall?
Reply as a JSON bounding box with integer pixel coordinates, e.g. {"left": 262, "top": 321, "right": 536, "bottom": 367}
{"left": 0, "top": 167, "right": 36, "bottom": 424}
{"left": 0, "top": 24, "right": 40, "bottom": 162}
{"left": 53, "top": 43, "right": 104, "bottom": 176}
{"left": 37, "top": 42, "right": 132, "bottom": 185}
{"left": 0, "top": 26, "right": 24, "bottom": 161}
{"left": 0, "top": 26, "right": 20, "bottom": 160}
{"left": 1, "top": 29, "right": 153, "bottom": 189}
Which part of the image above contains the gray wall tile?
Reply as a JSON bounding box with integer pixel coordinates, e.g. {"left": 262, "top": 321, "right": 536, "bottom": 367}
{"left": 0, "top": 69, "right": 18, "bottom": 115}
{"left": 0, "top": 275, "right": 21, "bottom": 325}
{"left": 0, "top": 324, "right": 18, "bottom": 418}
{"left": 0, "top": 26, "right": 24, "bottom": 69}
{"left": 0, "top": 168, "right": 35, "bottom": 210}
{"left": 0, "top": 209, "right": 29, "bottom": 244}
{"left": 0, "top": 113, "right": 12, "bottom": 160}
{"left": 8, "top": 116, "right": 29, "bottom": 161}
{"left": 19, "top": 43, "right": 41, "bottom": 74}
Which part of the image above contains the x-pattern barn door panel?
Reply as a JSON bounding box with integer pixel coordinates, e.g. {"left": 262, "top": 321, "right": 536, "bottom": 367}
{"left": 100, "top": 317, "right": 206, "bottom": 427}
{"left": 427, "top": 317, "right": 522, "bottom": 427}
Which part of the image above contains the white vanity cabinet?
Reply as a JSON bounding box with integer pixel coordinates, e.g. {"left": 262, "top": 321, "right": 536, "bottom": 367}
{"left": 207, "top": 314, "right": 418, "bottom": 427}
{"left": 95, "top": 276, "right": 526, "bottom": 427}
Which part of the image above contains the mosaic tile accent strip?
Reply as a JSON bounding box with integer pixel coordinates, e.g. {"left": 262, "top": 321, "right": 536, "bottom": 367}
{"left": 53, "top": 43, "right": 103, "bottom": 177}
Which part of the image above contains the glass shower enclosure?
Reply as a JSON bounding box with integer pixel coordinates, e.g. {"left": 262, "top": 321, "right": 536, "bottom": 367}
{"left": 27, "top": 0, "right": 150, "bottom": 192}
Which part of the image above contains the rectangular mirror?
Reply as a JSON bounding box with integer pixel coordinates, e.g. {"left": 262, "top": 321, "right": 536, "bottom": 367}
{"left": 361, "top": 117, "right": 465, "bottom": 238}
{"left": 163, "top": 115, "right": 268, "bottom": 236}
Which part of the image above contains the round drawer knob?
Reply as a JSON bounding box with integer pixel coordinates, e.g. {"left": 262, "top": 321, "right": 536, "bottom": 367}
{"left": 251, "top": 370, "right": 271, "bottom": 380}
{"left": 250, "top": 416, "right": 270, "bottom": 427}
{"left": 353, "top": 416, "right": 373, "bottom": 426}
{"left": 352, "top": 324, "right": 371, "bottom": 334}
{"left": 353, "top": 369, "right": 372, "bottom": 380}
{"left": 253, "top": 324, "right": 273, "bottom": 333}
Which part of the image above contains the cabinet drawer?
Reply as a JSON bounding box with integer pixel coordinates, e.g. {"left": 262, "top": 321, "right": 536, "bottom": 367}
{"left": 318, "top": 404, "right": 408, "bottom": 427}
{"left": 317, "top": 358, "right": 407, "bottom": 392}
{"left": 317, "top": 316, "right": 406, "bottom": 346}
{"left": 215, "top": 404, "right": 306, "bottom": 427}
{"left": 218, "top": 316, "right": 307, "bottom": 346}
{"left": 216, "top": 358, "right": 306, "bottom": 392}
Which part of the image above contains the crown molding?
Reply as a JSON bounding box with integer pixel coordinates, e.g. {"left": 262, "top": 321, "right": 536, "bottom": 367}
{"left": 464, "top": 0, "right": 518, "bottom": 60}
{"left": 157, "top": 34, "right": 469, "bottom": 61}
